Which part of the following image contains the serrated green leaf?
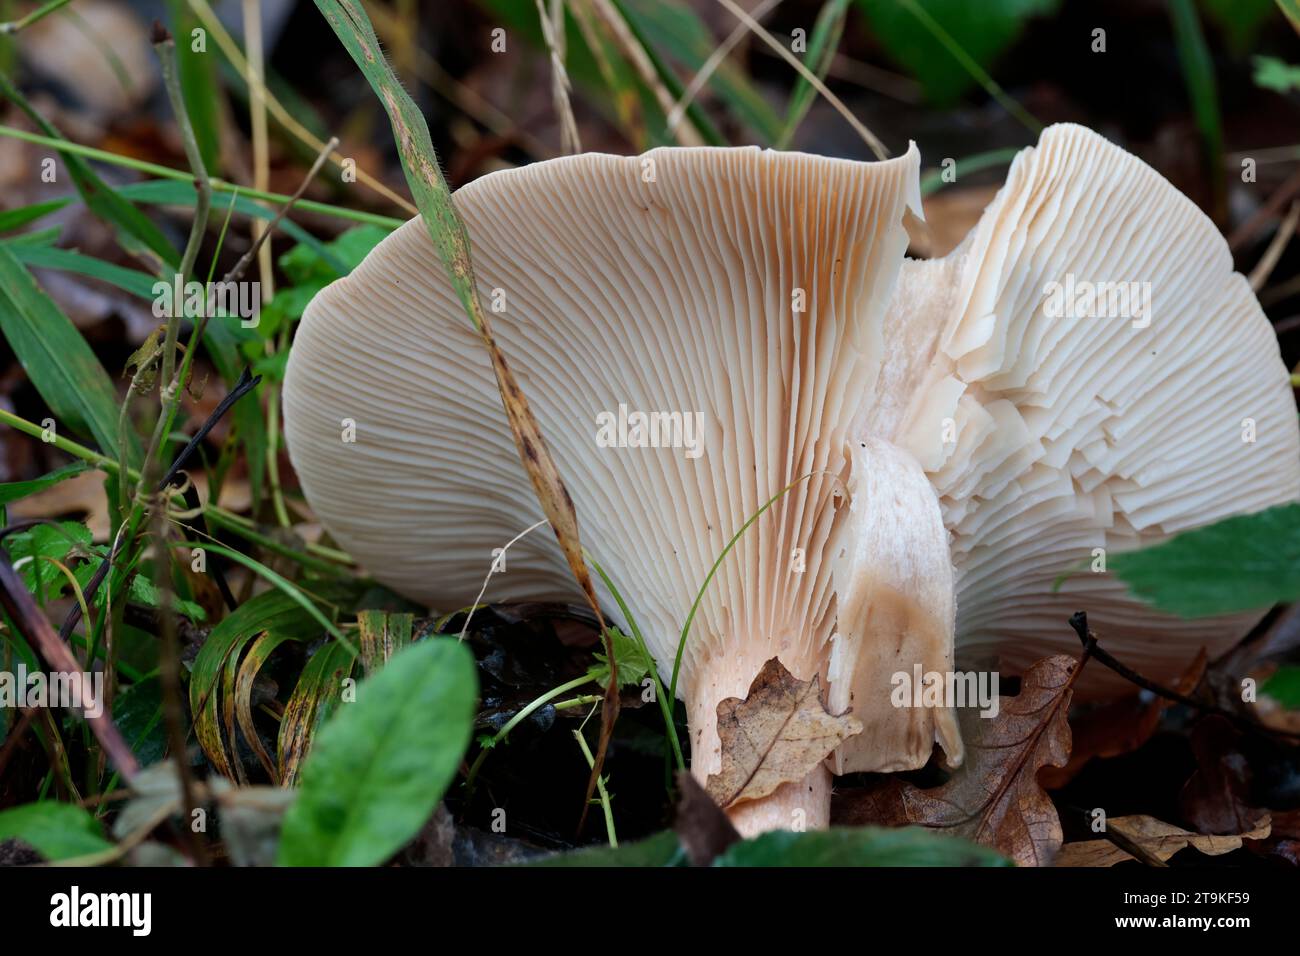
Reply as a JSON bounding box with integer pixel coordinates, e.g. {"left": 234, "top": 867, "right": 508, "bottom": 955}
{"left": 1109, "top": 503, "right": 1300, "bottom": 618}
{"left": 277, "top": 638, "right": 477, "bottom": 866}
{"left": 587, "top": 625, "right": 653, "bottom": 689}
{"left": 6, "top": 520, "right": 93, "bottom": 601}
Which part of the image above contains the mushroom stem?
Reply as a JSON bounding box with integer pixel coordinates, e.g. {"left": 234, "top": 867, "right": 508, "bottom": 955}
{"left": 686, "top": 647, "right": 834, "bottom": 836}
{"left": 685, "top": 438, "right": 963, "bottom": 837}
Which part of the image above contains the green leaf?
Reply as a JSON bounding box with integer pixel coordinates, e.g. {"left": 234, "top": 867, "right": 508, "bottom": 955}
{"left": 1204, "top": 0, "right": 1278, "bottom": 52}
{"left": 277, "top": 638, "right": 477, "bottom": 867}
{"left": 0, "top": 198, "right": 70, "bottom": 233}
{"left": 167, "top": 0, "right": 226, "bottom": 173}
{"left": 6, "top": 520, "right": 93, "bottom": 601}
{"left": 1109, "top": 503, "right": 1300, "bottom": 617}
{"left": 713, "top": 827, "right": 1012, "bottom": 866}
{"left": 0, "top": 74, "right": 178, "bottom": 268}
{"left": 531, "top": 830, "right": 686, "bottom": 867}
{"left": 1262, "top": 664, "right": 1300, "bottom": 709}
{"left": 858, "top": 0, "right": 1058, "bottom": 105}
{"left": 277, "top": 638, "right": 357, "bottom": 786}
{"left": 0, "top": 246, "right": 138, "bottom": 460}
{"left": 114, "top": 678, "right": 167, "bottom": 766}
{"left": 0, "top": 801, "right": 113, "bottom": 861}
{"left": 587, "top": 625, "right": 653, "bottom": 689}
{"left": 0, "top": 461, "right": 88, "bottom": 505}
{"left": 7, "top": 243, "right": 159, "bottom": 299}
{"left": 778, "top": 0, "right": 851, "bottom": 149}
{"left": 190, "top": 587, "right": 349, "bottom": 778}
{"left": 127, "top": 573, "right": 206, "bottom": 624}
{"left": 1253, "top": 54, "right": 1300, "bottom": 93}
{"left": 619, "top": 0, "right": 782, "bottom": 143}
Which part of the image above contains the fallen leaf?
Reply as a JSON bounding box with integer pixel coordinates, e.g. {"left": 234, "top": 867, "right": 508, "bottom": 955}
{"left": 1179, "top": 716, "right": 1262, "bottom": 835}
{"left": 705, "top": 657, "right": 862, "bottom": 809}
{"left": 833, "top": 654, "right": 1080, "bottom": 867}
{"left": 1040, "top": 649, "right": 1206, "bottom": 789}
{"left": 1054, "top": 814, "right": 1271, "bottom": 867}
{"left": 673, "top": 771, "right": 740, "bottom": 866}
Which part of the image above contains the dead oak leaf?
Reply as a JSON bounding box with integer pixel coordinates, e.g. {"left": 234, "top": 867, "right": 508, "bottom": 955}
{"left": 834, "top": 654, "right": 1080, "bottom": 867}
{"left": 705, "top": 657, "right": 861, "bottom": 809}
{"left": 1054, "top": 814, "right": 1271, "bottom": 867}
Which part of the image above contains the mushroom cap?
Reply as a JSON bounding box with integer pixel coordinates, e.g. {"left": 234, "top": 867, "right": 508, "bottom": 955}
{"left": 284, "top": 145, "right": 922, "bottom": 706}
{"left": 283, "top": 125, "right": 1300, "bottom": 716}
{"left": 885, "top": 124, "right": 1300, "bottom": 690}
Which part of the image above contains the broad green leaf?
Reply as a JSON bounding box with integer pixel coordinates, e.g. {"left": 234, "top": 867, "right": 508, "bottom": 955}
{"left": 114, "top": 677, "right": 167, "bottom": 766}
{"left": 1263, "top": 664, "right": 1300, "bottom": 709}
{"left": 858, "top": 0, "right": 1059, "bottom": 105}
{"left": 1109, "top": 504, "right": 1300, "bottom": 618}
{"left": 0, "top": 461, "right": 88, "bottom": 505}
{"left": 531, "top": 830, "right": 686, "bottom": 867}
{"left": 713, "top": 826, "right": 1012, "bottom": 866}
{"left": 6, "top": 520, "right": 93, "bottom": 601}
{"left": 0, "top": 801, "right": 113, "bottom": 861}
{"left": 277, "top": 638, "right": 477, "bottom": 866}
{"left": 0, "top": 246, "right": 138, "bottom": 460}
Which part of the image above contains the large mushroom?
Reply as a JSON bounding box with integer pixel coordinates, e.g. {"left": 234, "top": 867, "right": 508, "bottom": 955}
{"left": 283, "top": 124, "right": 1300, "bottom": 835}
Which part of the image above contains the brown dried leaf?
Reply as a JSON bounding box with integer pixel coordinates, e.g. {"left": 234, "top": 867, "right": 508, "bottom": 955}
{"left": 1179, "top": 716, "right": 1263, "bottom": 835}
{"left": 1054, "top": 814, "right": 1271, "bottom": 867}
{"left": 834, "top": 654, "right": 1080, "bottom": 867}
{"left": 705, "top": 657, "right": 862, "bottom": 809}
{"left": 1040, "top": 648, "right": 1206, "bottom": 789}
{"left": 673, "top": 771, "right": 740, "bottom": 866}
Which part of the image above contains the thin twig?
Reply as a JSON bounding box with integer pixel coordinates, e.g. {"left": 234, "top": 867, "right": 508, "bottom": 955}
{"left": 1068, "top": 611, "right": 1300, "bottom": 741}
{"left": 1250, "top": 200, "right": 1300, "bottom": 291}
{"left": 667, "top": 0, "right": 782, "bottom": 135}
{"left": 151, "top": 510, "right": 210, "bottom": 865}
{"left": 588, "top": 0, "right": 706, "bottom": 147}
{"left": 0, "top": 550, "right": 139, "bottom": 782}
{"left": 185, "top": 0, "right": 417, "bottom": 215}
{"left": 0, "top": 0, "right": 74, "bottom": 35}
{"left": 535, "top": 0, "right": 582, "bottom": 154}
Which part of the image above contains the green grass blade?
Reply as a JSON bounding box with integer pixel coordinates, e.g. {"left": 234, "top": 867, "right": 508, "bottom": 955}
{"left": 0, "top": 246, "right": 139, "bottom": 461}
{"left": 0, "top": 73, "right": 179, "bottom": 268}
{"left": 777, "top": 0, "right": 851, "bottom": 149}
